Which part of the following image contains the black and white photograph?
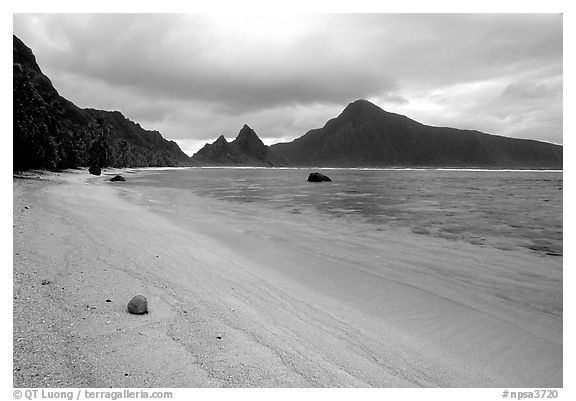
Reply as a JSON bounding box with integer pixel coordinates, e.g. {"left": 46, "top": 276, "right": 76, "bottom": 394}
{"left": 10, "top": 7, "right": 566, "bottom": 394}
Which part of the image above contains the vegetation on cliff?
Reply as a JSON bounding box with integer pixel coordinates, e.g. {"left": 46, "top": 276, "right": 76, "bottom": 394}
{"left": 13, "top": 35, "right": 190, "bottom": 170}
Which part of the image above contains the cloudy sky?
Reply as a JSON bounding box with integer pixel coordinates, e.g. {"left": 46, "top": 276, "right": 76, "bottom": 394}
{"left": 13, "top": 13, "right": 562, "bottom": 156}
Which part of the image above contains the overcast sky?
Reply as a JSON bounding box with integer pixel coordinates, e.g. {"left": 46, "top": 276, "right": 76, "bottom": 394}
{"left": 13, "top": 13, "right": 562, "bottom": 156}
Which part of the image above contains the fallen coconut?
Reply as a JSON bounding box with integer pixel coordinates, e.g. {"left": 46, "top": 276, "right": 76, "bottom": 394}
{"left": 127, "top": 295, "right": 148, "bottom": 315}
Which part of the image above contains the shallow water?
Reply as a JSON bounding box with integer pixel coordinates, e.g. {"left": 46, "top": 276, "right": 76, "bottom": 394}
{"left": 124, "top": 168, "right": 563, "bottom": 257}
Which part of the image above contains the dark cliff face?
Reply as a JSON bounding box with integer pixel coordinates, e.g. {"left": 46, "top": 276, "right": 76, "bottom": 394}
{"left": 270, "top": 99, "right": 563, "bottom": 169}
{"left": 191, "top": 125, "right": 274, "bottom": 166}
{"left": 13, "top": 35, "right": 191, "bottom": 170}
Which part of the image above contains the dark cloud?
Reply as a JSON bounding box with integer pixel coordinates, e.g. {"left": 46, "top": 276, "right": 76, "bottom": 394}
{"left": 502, "top": 80, "right": 562, "bottom": 100}
{"left": 13, "top": 13, "right": 563, "bottom": 154}
{"left": 14, "top": 14, "right": 397, "bottom": 111}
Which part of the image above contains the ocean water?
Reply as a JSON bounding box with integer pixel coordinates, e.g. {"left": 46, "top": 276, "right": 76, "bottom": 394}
{"left": 124, "top": 167, "right": 563, "bottom": 258}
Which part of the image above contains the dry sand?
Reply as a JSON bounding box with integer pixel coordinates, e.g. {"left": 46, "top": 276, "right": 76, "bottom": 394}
{"left": 13, "top": 169, "right": 562, "bottom": 387}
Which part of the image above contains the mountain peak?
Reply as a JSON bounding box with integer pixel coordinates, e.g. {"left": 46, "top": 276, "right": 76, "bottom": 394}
{"left": 191, "top": 125, "right": 273, "bottom": 166}
{"left": 349, "top": 98, "right": 374, "bottom": 106}
{"left": 237, "top": 124, "right": 258, "bottom": 138}
{"left": 341, "top": 99, "right": 384, "bottom": 116}
{"left": 232, "top": 125, "right": 267, "bottom": 155}
{"left": 238, "top": 124, "right": 257, "bottom": 136}
{"left": 334, "top": 99, "right": 390, "bottom": 126}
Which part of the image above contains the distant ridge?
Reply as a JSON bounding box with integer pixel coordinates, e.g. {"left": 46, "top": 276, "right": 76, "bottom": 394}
{"left": 269, "top": 99, "right": 563, "bottom": 169}
{"left": 190, "top": 125, "right": 275, "bottom": 166}
{"left": 13, "top": 35, "right": 191, "bottom": 170}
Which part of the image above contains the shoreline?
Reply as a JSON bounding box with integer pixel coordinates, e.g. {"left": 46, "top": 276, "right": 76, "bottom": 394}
{"left": 13, "top": 169, "right": 562, "bottom": 387}
{"left": 152, "top": 166, "right": 563, "bottom": 172}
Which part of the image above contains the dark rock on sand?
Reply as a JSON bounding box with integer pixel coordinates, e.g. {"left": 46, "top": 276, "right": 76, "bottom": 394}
{"left": 89, "top": 166, "right": 101, "bottom": 176}
{"left": 308, "top": 172, "right": 332, "bottom": 182}
{"left": 110, "top": 175, "right": 126, "bottom": 182}
{"left": 127, "top": 295, "right": 148, "bottom": 315}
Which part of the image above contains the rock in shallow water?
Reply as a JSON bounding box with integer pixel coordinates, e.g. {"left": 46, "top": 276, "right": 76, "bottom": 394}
{"left": 127, "top": 295, "right": 148, "bottom": 315}
{"left": 110, "top": 175, "right": 126, "bottom": 182}
{"left": 307, "top": 172, "right": 332, "bottom": 182}
{"left": 89, "top": 166, "right": 101, "bottom": 176}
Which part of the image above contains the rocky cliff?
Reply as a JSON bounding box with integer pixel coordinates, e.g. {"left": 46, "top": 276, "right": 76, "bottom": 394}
{"left": 13, "top": 35, "right": 191, "bottom": 170}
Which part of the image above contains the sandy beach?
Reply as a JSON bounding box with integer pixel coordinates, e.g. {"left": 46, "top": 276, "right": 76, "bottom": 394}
{"left": 13, "top": 169, "right": 562, "bottom": 388}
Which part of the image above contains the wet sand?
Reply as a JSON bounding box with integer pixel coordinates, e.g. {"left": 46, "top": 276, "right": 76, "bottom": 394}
{"left": 13, "top": 169, "right": 562, "bottom": 387}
